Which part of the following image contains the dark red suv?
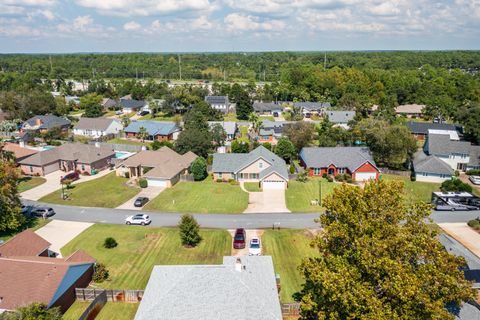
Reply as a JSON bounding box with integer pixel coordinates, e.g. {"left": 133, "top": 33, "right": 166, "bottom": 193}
{"left": 60, "top": 171, "right": 79, "bottom": 183}
{"left": 233, "top": 228, "right": 246, "bottom": 249}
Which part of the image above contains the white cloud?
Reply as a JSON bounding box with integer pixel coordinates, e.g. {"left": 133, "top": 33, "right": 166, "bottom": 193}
{"left": 1, "top": 0, "right": 55, "bottom": 6}
{"left": 38, "top": 9, "right": 55, "bottom": 20}
{"left": 123, "top": 21, "right": 141, "bottom": 31}
{"left": 224, "top": 13, "right": 286, "bottom": 32}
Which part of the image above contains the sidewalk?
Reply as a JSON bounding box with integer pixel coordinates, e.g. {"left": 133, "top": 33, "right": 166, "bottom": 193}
{"left": 438, "top": 222, "right": 480, "bottom": 258}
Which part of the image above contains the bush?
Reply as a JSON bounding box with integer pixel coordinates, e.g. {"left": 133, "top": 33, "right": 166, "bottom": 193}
{"left": 216, "top": 178, "right": 223, "bottom": 182}
{"left": 296, "top": 171, "right": 308, "bottom": 182}
{"left": 466, "top": 169, "right": 480, "bottom": 176}
{"left": 410, "top": 174, "right": 416, "bottom": 181}
{"left": 289, "top": 163, "right": 295, "bottom": 174}
{"left": 229, "top": 179, "right": 239, "bottom": 185}
{"left": 262, "top": 142, "right": 272, "bottom": 151}
{"left": 124, "top": 172, "right": 130, "bottom": 179}
{"left": 190, "top": 157, "right": 208, "bottom": 181}
{"left": 454, "top": 170, "right": 460, "bottom": 177}
{"left": 335, "top": 174, "right": 345, "bottom": 182}
{"left": 322, "top": 173, "right": 328, "bottom": 179}
{"left": 178, "top": 214, "right": 202, "bottom": 247}
{"left": 440, "top": 178, "right": 473, "bottom": 193}
{"left": 93, "top": 263, "right": 109, "bottom": 283}
{"left": 103, "top": 237, "right": 118, "bottom": 249}
{"left": 326, "top": 175, "right": 333, "bottom": 182}
{"left": 139, "top": 178, "right": 148, "bottom": 188}
{"left": 207, "top": 154, "right": 213, "bottom": 165}
{"left": 151, "top": 140, "right": 174, "bottom": 150}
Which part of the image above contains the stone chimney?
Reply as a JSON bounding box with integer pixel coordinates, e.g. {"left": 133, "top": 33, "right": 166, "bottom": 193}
{"left": 235, "top": 257, "right": 244, "bottom": 272}
{"left": 35, "top": 118, "right": 43, "bottom": 126}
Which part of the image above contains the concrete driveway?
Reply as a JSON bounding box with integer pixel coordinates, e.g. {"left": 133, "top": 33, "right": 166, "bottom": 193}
{"left": 438, "top": 222, "right": 480, "bottom": 258}
{"left": 116, "top": 186, "right": 165, "bottom": 210}
{"left": 35, "top": 219, "right": 93, "bottom": 257}
{"left": 242, "top": 183, "right": 290, "bottom": 213}
{"left": 229, "top": 229, "right": 264, "bottom": 256}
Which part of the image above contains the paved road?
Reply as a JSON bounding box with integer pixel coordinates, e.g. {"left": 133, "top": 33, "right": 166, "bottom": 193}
{"left": 23, "top": 200, "right": 480, "bottom": 229}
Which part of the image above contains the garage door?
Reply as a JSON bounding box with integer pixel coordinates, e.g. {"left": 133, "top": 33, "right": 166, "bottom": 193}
{"left": 262, "top": 180, "right": 286, "bottom": 190}
{"left": 146, "top": 178, "right": 167, "bottom": 187}
{"left": 355, "top": 172, "right": 377, "bottom": 181}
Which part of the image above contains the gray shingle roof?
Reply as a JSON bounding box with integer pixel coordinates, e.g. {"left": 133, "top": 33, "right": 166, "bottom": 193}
{"left": 426, "top": 134, "right": 472, "bottom": 156}
{"left": 23, "top": 115, "right": 70, "bottom": 130}
{"left": 300, "top": 147, "right": 376, "bottom": 172}
{"left": 253, "top": 102, "right": 282, "bottom": 112}
{"left": 405, "top": 121, "right": 460, "bottom": 135}
{"left": 118, "top": 99, "right": 146, "bottom": 109}
{"left": 294, "top": 102, "right": 331, "bottom": 111}
{"left": 205, "top": 96, "right": 229, "bottom": 105}
{"left": 134, "top": 256, "right": 282, "bottom": 320}
{"left": 74, "top": 117, "right": 120, "bottom": 131}
{"left": 124, "top": 121, "right": 180, "bottom": 136}
{"left": 208, "top": 121, "right": 237, "bottom": 136}
{"left": 326, "top": 111, "right": 355, "bottom": 124}
{"left": 412, "top": 151, "right": 453, "bottom": 175}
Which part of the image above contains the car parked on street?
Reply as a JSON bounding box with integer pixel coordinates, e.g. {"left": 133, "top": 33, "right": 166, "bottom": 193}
{"left": 125, "top": 214, "right": 151, "bottom": 226}
{"left": 233, "top": 228, "right": 246, "bottom": 249}
{"left": 469, "top": 175, "right": 480, "bottom": 185}
{"left": 134, "top": 197, "right": 149, "bottom": 207}
{"left": 21, "top": 205, "right": 32, "bottom": 215}
{"left": 31, "top": 207, "right": 56, "bottom": 218}
{"left": 248, "top": 237, "right": 261, "bottom": 256}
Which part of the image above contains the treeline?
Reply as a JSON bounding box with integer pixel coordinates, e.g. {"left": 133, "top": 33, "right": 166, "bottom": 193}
{"left": 0, "top": 51, "right": 479, "bottom": 81}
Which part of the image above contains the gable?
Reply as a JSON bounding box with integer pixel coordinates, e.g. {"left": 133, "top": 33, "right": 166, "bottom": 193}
{"left": 238, "top": 158, "right": 272, "bottom": 174}
{"left": 261, "top": 172, "right": 287, "bottom": 182}
{"left": 354, "top": 161, "right": 379, "bottom": 173}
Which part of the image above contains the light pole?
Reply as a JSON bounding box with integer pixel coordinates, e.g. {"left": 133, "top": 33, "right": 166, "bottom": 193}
{"left": 319, "top": 179, "right": 322, "bottom": 207}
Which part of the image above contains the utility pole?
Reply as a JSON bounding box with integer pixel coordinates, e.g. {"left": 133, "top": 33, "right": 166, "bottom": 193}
{"left": 324, "top": 52, "right": 327, "bottom": 69}
{"left": 178, "top": 54, "right": 182, "bottom": 81}
{"left": 49, "top": 55, "right": 53, "bottom": 74}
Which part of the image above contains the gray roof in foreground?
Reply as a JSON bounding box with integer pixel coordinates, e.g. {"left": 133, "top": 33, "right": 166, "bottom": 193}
{"left": 299, "top": 147, "right": 376, "bottom": 172}
{"left": 208, "top": 121, "right": 237, "bottom": 136}
{"left": 426, "top": 134, "right": 472, "bottom": 156}
{"left": 134, "top": 256, "right": 282, "bottom": 320}
{"left": 412, "top": 150, "right": 453, "bottom": 175}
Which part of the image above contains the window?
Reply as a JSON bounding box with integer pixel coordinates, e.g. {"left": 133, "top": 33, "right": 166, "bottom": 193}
{"left": 314, "top": 168, "right": 320, "bottom": 175}
{"left": 218, "top": 173, "right": 222, "bottom": 179}
{"left": 338, "top": 168, "right": 345, "bottom": 174}
{"left": 259, "top": 162, "right": 263, "bottom": 169}
{"left": 81, "top": 164, "right": 85, "bottom": 171}
{"left": 29, "top": 166, "right": 33, "bottom": 173}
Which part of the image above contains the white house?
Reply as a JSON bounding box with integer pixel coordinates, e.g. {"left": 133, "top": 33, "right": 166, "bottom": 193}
{"left": 73, "top": 117, "right": 123, "bottom": 138}
{"left": 205, "top": 96, "right": 230, "bottom": 114}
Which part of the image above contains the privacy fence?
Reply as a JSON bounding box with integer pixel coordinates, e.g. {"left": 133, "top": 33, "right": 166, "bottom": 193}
{"left": 75, "top": 288, "right": 144, "bottom": 303}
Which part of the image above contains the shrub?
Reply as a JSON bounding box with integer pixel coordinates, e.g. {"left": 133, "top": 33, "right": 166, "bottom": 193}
{"left": 466, "top": 169, "right": 480, "bottom": 176}
{"left": 346, "top": 177, "right": 353, "bottom": 184}
{"left": 454, "top": 170, "right": 460, "bottom": 177}
{"left": 410, "top": 174, "right": 416, "bottom": 181}
{"left": 440, "top": 178, "right": 472, "bottom": 193}
{"left": 124, "top": 172, "right": 130, "bottom": 179}
{"left": 322, "top": 173, "right": 328, "bottom": 179}
{"left": 326, "top": 175, "right": 333, "bottom": 182}
{"left": 262, "top": 142, "right": 272, "bottom": 151}
{"left": 103, "top": 237, "right": 118, "bottom": 249}
{"left": 190, "top": 157, "right": 208, "bottom": 181}
{"left": 151, "top": 140, "right": 174, "bottom": 150}
{"left": 216, "top": 178, "right": 223, "bottom": 183}
{"left": 229, "top": 180, "right": 239, "bottom": 185}
{"left": 335, "top": 174, "right": 345, "bottom": 182}
{"left": 139, "top": 178, "right": 148, "bottom": 188}
{"left": 178, "top": 214, "right": 202, "bottom": 247}
{"left": 207, "top": 154, "right": 213, "bottom": 165}
{"left": 62, "top": 179, "right": 72, "bottom": 189}
{"left": 289, "top": 163, "right": 295, "bottom": 174}
{"left": 93, "top": 263, "right": 109, "bottom": 283}
{"left": 296, "top": 171, "right": 308, "bottom": 182}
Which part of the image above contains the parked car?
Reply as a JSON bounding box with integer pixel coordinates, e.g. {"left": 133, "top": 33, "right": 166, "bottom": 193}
{"left": 31, "top": 207, "right": 55, "bottom": 217}
{"left": 125, "top": 214, "right": 151, "bottom": 226}
{"left": 137, "top": 110, "right": 149, "bottom": 116}
{"left": 61, "top": 171, "right": 79, "bottom": 183}
{"left": 115, "top": 110, "right": 124, "bottom": 115}
{"left": 233, "top": 228, "right": 246, "bottom": 249}
{"left": 469, "top": 175, "right": 480, "bottom": 185}
{"left": 21, "top": 205, "right": 32, "bottom": 215}
{"left": 134, "top": 197, "right": 149, "bottom": 207}
{"left": 248, "top": 237, "right": 261, "bottom": 256}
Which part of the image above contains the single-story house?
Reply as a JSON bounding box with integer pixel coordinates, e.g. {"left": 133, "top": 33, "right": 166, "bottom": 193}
{"left": 101, "top": 98, "right": 117, "bottom": 110}
{"left": 294, "top": 102, "right": 331, "bottom": 117}
{"left": 19, "top": 143, "right": 115, "bottom": 176}
{"left": 412, "top": 150, "right": 454, "bottom": 183}
{"left": 124, "top": 121, "right": 181, "bottom": 141}
{"left": 116, "top": 147, "right": 197, "bottom": 187}
{"left": 423, "top": 132, "right": 480, "bottom": 171}
{"left": 0, "top": 231, "right": 95, "bottom": 313}
{"left": 253, "top": 102, "right": 283, "bottom": 116}
{"left": 299, "top": 147, "right": 380, "bottom": 181}
{"left": 208, "top": 121, "right": 237, "bottom": 141}
{"left": 2, "top": 142, "right": 38, "bottom": 162}
{"left": 325, "top": 111, "right": 356, "bottom": 128}
{"left": 212, "top": 146, "right": 289, "bottom": 189}
{"left": 134, "top": 256, "right": 282, "bottom": 320}
{"left": 205, "top": 96, "right": 230, "bottom": 114}
{"left": 73, "top": 117, "right": 123, "bottom": 139}
{"left": 257, "top": 121, "right": 292, "bottom": 145}
{"left": 21, "top": 115, "right": 71, "bottom": 134}
{"left": 118, "top": 98, "right": 147, "bottom": 114}
{"left": 395, "top": 104, "right": 425, "bottom": 118}
{"left": 405, "top": 121, "right": 462, "bottom": 141}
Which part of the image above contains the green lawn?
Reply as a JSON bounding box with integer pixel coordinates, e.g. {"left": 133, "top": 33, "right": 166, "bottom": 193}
{"left": 39, "top": 172, "right": 140, "bottom": 208}
{"left": 286, "top": 178, "right": 336, "bottom": 212}
{"left": 62, "top": 301, "right": 138, "bottom": 320}
{"left": 139, "top": 112, "right": 176, "bottom": 121}
{"left": 0, "top": 218, "right": 50, "bottom": 242}
{"left": 244, "top": 182, "right": 262, "bottom": 192}
{"left": 238, "top": 125, "right": 250, "bottom": 143}
{"left": 61, "top": 224, "right": 231, "bottom": 289}
{"left": 262, "top": 229, "right": 317, "bottom": 303}
{"left": 144, "top": 178, "right": 248, "bottom": 213}
{"left": 381, "top": 174, "right": 440, "bottom": 203}
{"left": 107, "top": 138, "right": 151, "bottom": 147}
{"left": 259, "top": 115, "right": 275, "bottom": 121}
{"left": 223, "top": 113, "right": 238, "bottom": 121}
{"left": 62, "top": 301, "right": 89, "bottom": 320}
{"left": 18, "top": 176, "right": 46, "bottom": 193}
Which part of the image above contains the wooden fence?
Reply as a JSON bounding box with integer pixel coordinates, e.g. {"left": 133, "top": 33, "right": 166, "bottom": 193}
{"left": 379, "top": 167, "right": 411, "bottom": 177}
{"left": 281, "top": 303, "right": 300, "bottom": 318}
{"left": 75, "top": 288, "right": 144, "bottom": 303}
{"left": 78, "top": 290, "right": 107, "bottom": 320}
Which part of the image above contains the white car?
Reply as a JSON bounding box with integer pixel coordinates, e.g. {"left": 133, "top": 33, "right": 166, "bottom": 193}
{"left": 248, "top": 237, "right": 262, "bottom": 256}
{"left": 469, "top": 175, "right": 480, "bottom": 185}
{"left": 125, "top": 214, "right": 151, "bottom": 226}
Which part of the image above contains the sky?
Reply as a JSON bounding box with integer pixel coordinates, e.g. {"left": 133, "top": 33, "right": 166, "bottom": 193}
{"left": 0, "top": 0, "right": 479, "bottom": 53}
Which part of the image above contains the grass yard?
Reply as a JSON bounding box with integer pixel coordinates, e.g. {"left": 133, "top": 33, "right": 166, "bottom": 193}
{"left": 244, "top": 182, "right": 262, "bottom": 192}
{"left": 139, "top": 112, "right": 176, "bottom": 121}
{"left": 39, "top": 172, "right": 139, "bottom": 208}
{"left": 62, "top": 301, "right": 138, "bottom": 320}
{"left": 286, "top": 177, "right": 336, "bottom": 212}
{"left": 144, "top": 178, "right": 248, "bottom": 213}
{"left": 61, "top": 224, "right": 231, "bottom": 289}
{"left": 259, "top": 115, "right": 275, "bottom": 121}
{"left": 262, "top": 229, "right": 317, "bottom": 303}
{"left": 62, "top": 301, "right": 89, "bottom": 320}
{"left": 223, "top": 113, "right": 238, "bottom": 121}
{"left": 381, "top": 174, "right": 440, "bottom": 203}
{"left": 238, "top": 125, "right": 250, "bottom": 143}
{"left": 0, "top": 218, "right": 50, "bottom": 242}
{"left": 18, "top": 176, "right": 46, "bottom": 193}
{"left": 107, "top": 138, "right": 151, "bottom": 147}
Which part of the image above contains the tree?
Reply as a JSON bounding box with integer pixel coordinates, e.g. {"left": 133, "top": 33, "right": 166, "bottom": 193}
{"left": 210, "top": 123, "right": 227, "bottom": 146}
{"left": 248, "top": 112, "right": 262, "bottom": 132}
{"left": 0, "top": 303, "right": 61, "bottom": 320}
{"left": 92, "top": 263, "right": 110, "bottom": 283}
{"left": 137, "top": 126, "right": 148, "bottom": 142}
{"left": 283, "top": 122, "right": 315, "bottom": 151}
{"left": 178, "top": 214, "right": 202, "bottom": 247}
{"left": 231, "top": 84, "right": 253, "bottom": 120}
{"left": 295, "top": 180, "right": 474, "bottom": 320}
{"left": 231, "top": 140, "right": 249, "bottom": 153}
{"left": 151, "top": 140, "right": 173, "bottom": 150}
{"left": 81, "top": 93, "right": 103, "bottom": 118}
{"left": 275, "top": 137, "right": 296, "bottom": 162}
{"left": 0, "top": 160, "right": 24, "bottom": 232}
{"left": 175, "top": 129, "right": 212, "bottom": 158}
{"left": 54, "top": 96, "right": 70, "bottom": 116}
{"left": 190, "top": 157, "right": 208, "bottom": 181}
{"left": 456, "top": 103, "right": 480, "bottom": 144}
{"left": 440, "top": 178, "right": 473, "bottom": 193}
{"left": 121, "top": 115, "right": 131, "bottom": 128}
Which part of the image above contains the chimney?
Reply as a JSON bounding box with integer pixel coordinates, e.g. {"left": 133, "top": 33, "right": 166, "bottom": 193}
{"left": 235, "top": 257, "right": 243, "bottom": 272}
{"left": 35, "top": 118, "right": 43, "bottom": 126}
{"left": 19, "top": 141, "right": 25, "bottom": 148}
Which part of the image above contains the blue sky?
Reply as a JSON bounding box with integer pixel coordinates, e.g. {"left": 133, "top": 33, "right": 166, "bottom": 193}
{"left": 0, "top": 0, "right": 479, "bottom": 53}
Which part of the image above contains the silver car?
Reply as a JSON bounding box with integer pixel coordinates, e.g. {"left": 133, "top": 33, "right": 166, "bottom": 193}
{"left": 469, "top": 175, "right": 480, "bottom": 185}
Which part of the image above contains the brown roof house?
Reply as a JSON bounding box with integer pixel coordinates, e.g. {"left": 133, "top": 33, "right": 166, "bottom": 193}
{"left": 2, "top": 142, "right": 38, "bottom": 162}
{"left": 116, "top": 147, "right": 197, "bottom": 188}
{"left": 395, "top": 104, "right": 425, "bottom": 118}
{"left": 18, "top": 142, "right": 115, "bottom": 176}
{"left": 0, "top": 231, "right": 95, "bottom": 313}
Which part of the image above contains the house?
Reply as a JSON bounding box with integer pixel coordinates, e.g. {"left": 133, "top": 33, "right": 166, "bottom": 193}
{"left": 118, "top": 98, "right": 147, "bottom": 114}
{"left": 205, "top": 96, "right": 230, "bottom": 114}
{"left": 212, "top": 146, "right": 289, "bottom": 189}
{"left": 2, "top": 142, "right": 38, "bottom": 162}
{"left": 299, "top": 147, "right": 380, "bottom": 181}
{"left": 257, "top": 121, "right": 292, "bottom": 145}
{"left": 405, "top": 121, "right": 462, "bottom": 141}
{"left": 208, "top": 121, "right": 237, "bottom": 141}
{"left": 73, "top": 117, "right": 123, "bottom": 139}
{"left": 21, "top": 115, "right": 70, "bottom": 134}
{"left": 294, "top": 102, "right": 331, "bottom": 117}
{"left": 18, "top": 143, "right": 115, "bottom": 176}
{"left": 253, "top": 102, "right": 283, "bottom": 116}
{"left": 116, "top": 147, "right": 197, "bottom": 187}
{"left": 412, "top": 150, "right": 454, "bottom": 183}
{"left": 134, "top": 256, "right": 282, "bottom": 320}
{"left": 101, "top": 98, "right": 117, "bottom": 110}
{"left": 325, "top": 111, "right": 356, "bottom": 128}
{"left": 423, "top": 132, "right": 480, "bottom": 171}
{"left": 395, "top": 104, "right": 425, "bottom": 118}
{"left": 124, "top": 121, "right": 181, "bottom": 141}
{"left": 0, "top": 231, "right": 95, "bottom": 313}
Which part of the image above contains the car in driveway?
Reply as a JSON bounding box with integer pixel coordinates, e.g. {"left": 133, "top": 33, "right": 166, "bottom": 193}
{"left": 137, "top": 110, "right": 150, "bottom": 116}
{"left": 125, "top": 214, "right": 151, "bottom": 226}
{"left": 233, "top": 228, "right": 246, "bottom": 249}
{"left": 469, "top": 175, "right": 480, "bottom": 185}
{"left": 61, "top": 171, "right": 79, "bottom": 183}
{"left": 248, "top": 237, "right": 261, "bottom": 256}
{"left": 31, "top": 207, "right": 56, "bottom": 218}
{"left": 134, "top": 197, "right": 149, "bottom": 207}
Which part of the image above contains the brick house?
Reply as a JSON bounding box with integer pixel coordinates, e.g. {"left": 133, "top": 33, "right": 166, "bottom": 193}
{"left": 21, "top": 115, "right": 70, "bottom": 134}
